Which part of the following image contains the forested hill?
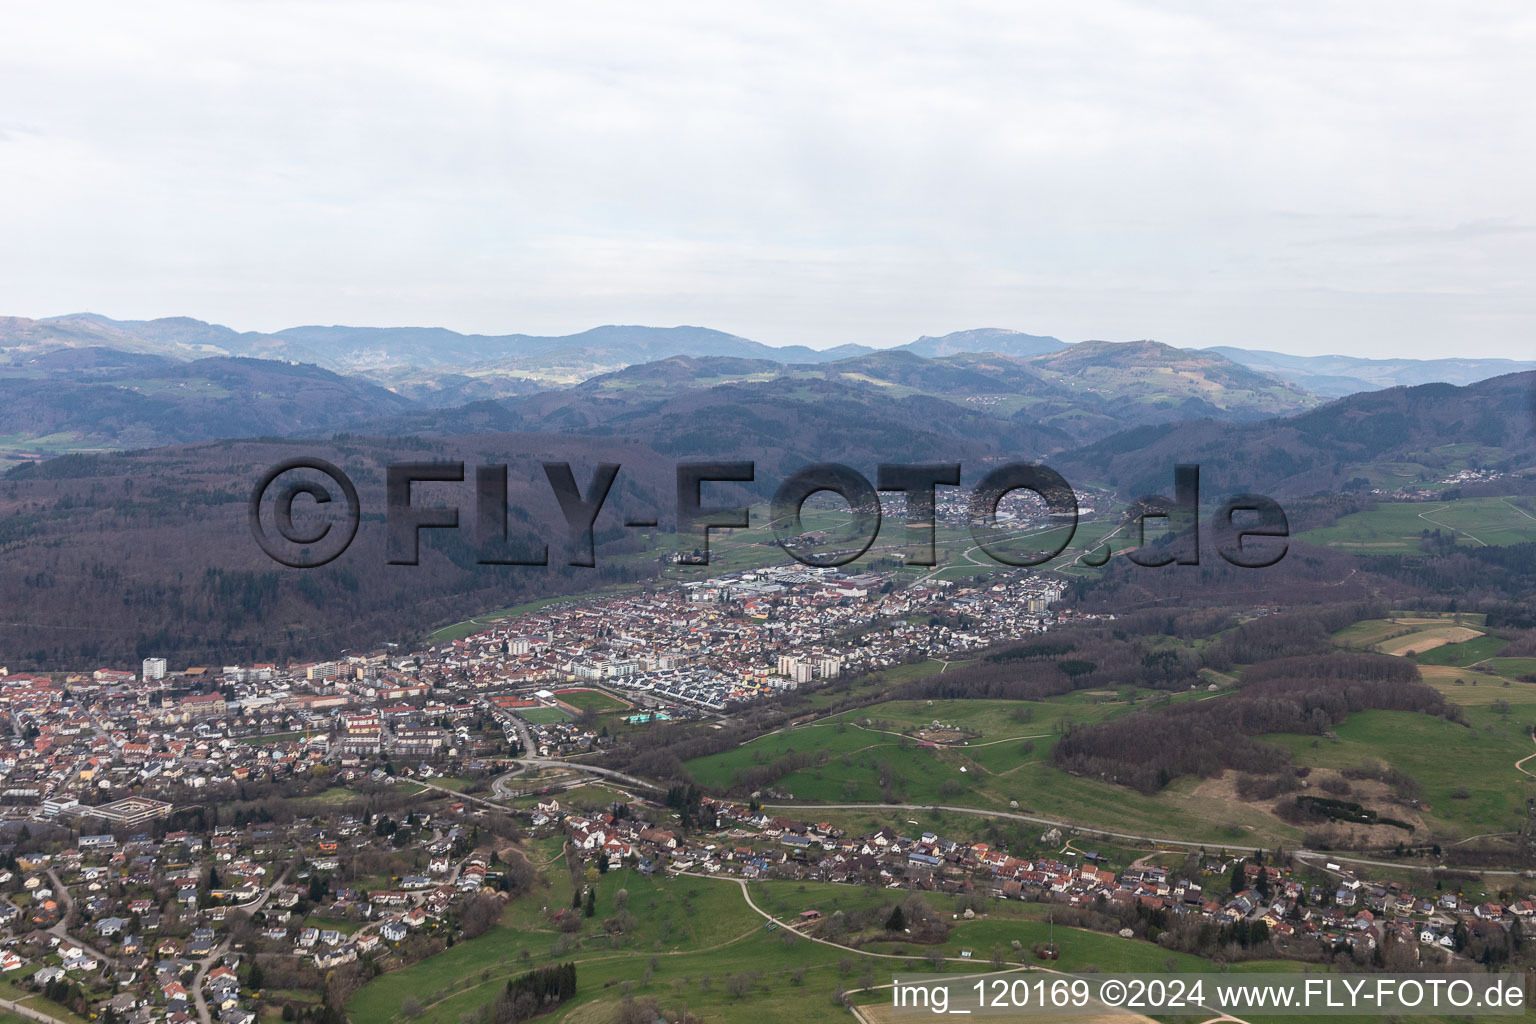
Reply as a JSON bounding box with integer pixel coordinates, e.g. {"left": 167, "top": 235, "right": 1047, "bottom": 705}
{"left": 1055, "top": 371, "right": 1536, "bottom": 498}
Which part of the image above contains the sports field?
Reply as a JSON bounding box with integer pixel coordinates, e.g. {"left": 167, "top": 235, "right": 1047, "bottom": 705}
{"left": 517, "top": 706, "right": 572, "bottom": 724}
{"left": 555, "top": 687, "right": 631, "bottom": 713}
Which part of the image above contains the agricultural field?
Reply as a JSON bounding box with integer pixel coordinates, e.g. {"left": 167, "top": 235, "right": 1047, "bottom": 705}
{"left": 1416, "top": 664, "right": 1536, "bottom": 704}
{"left": 1411, "top": 633, "right": 1508, "bottom": 666}
{"left": 986, "top": 761, "right": 1305, "bottom": 846}
{"left": 429, "top": 594, "right": 592, "bottom": 642}
{"left": 685, "top": 718, "right": 968, "bottom": 803}
{"left": 1485, "top": 657, "right": 1536, "bottom": 680}
{"left": 353, "top": 856, "right": 1089, "bottom": 1024}
{"left": 1333, "top": 612, "right": 1528, "bottom": 682}
{"left": 821, "top": 697, "right": 1100, "bottom": 737}
{"left": 863, "top": 916, "right": 1213, "bottom": 972}
{"left": 684, "top": 696, "right": 1128, "bottom": 804}
{"left": 1297, "top": 496, "right": 1536, "bottom": 553}
{"left": 1375, "top": 624, "right": 1485, "bottom": 657}
{"left": 1333, "top": 614, "right": 1488, "bottom": 654}
{"left": 680, "top": 612, "right": 1536, "bottom": 851}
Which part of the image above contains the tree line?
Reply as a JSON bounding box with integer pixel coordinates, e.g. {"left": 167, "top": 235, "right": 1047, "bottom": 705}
{"left": 1052, "top": 653, "right": 1460, "bottom": 794}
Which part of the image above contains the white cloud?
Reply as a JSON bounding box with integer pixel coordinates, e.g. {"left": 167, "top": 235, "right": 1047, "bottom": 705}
{"left": 0, "top": 0, "right": 1532, "bottom": 356}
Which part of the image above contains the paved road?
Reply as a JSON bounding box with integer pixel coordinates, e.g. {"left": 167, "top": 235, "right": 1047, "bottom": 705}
{"left": 44, "top": 868, "right": 119, "bottom": 972}
{"left": 191, "top": 868, "right": 290, "bottom": 1024}
{"left": 763, "top": 802, "right": 1535, "bottom": 878}
{"left": 491, "top": 759, "right": 662, "bottom": 798}
{"left": 475, "top": 754, "right": 1532, "bottom": 877}
{"left": 503, "top": 714, "right": 535, "bottom": 759}
{"left": 680, "top": 870, "right": 1255, "bottom": 1024}
{"left": 0, "top": 995, "right": 75, "bottom": 1024}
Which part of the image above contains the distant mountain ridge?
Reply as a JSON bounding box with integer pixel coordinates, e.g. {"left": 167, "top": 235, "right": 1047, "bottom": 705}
{"left": 3, "top": 313, "right": 1527, "bottom": 401}
{"left": 0, "top": 346, "right": 414, "bottom": 451}
{"left": 1205, "top": 346, "right": 1536, "bottom": 396}
{"left": 0, "top": 328, "right": 1317, "bottom": 459}
{"left": 1054, "top": 370, "right": 1536, "bottom": 499}
{"left": 0, "top": 314, "right": 865, "bottom": 374}
{"left": 899, "top": 328, "right": 1067, "bottom": 359}
{"left": 569, "top": 342, "right": 1316, "bottom": 445}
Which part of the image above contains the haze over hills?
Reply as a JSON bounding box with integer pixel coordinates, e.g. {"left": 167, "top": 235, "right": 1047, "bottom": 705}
{"left": 561, "top": 342, "right": 1315, "bottom": 448}
{"left": 369, "top": 372, "right": 1078, "bottom": 484}
{"left": 5, "top": 313, "right": 1531, "bottom": 404}
{"left": 0, "top": 318, "right": 1314, "bottom": 458}
{"left": 0, "top": 314, "right": 866, "bottom": 392}
{"left": 0, "top": 347, "right": 414, "bottom": 454}
{"left": 898, "top": 327, "right": 1067, "bottom": 359}
{"left": 3, "top": 310, "right": 1533, "bottom": 469}
{"left": 2, "top": 367, "right": 1532, "bottom": 667}
{"left": 1207, "top": 346, "right": 1536, "bottom": 397}
{"left": 1055, "top": 371, "right": 1536, "bottom": 499}
{"left": 1027, "top": 339, "right": 1312, "bottom": 419}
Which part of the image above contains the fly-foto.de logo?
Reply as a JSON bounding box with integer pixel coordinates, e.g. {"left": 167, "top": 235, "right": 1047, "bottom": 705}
{"left": 248, "top": 459, "right": 1289, "bottom": 571}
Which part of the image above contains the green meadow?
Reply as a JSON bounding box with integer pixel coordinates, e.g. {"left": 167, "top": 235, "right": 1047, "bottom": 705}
{"left": 1298, "top": 496, "right": 1536, "bottom": 553}
{"left": 1263, "top": 704, "right": 1536, "bottom": 839}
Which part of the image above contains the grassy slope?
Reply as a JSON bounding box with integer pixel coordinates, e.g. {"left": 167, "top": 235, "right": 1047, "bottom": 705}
{"left": 1297, "top": 496, "right": 1536, "bottom": 553}
{"left": 1263, "top": 704, "right": 1536, "bottom": 839}
{"left": 350, "top": 856, "right": 1314, "bottom": 1024}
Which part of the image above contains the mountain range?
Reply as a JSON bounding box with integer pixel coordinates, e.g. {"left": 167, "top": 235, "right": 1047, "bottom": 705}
{"left": 1, "top": 312, "right": 1532, "bottom": 482}
{"left": 9, "top": 313, "right": 1528, "bottom": 403}
{"left": 2, "top": 309, "right": 1534, "bottom": 667}
{"left": 0, "top": 346, "right": 413, "bottom": 454}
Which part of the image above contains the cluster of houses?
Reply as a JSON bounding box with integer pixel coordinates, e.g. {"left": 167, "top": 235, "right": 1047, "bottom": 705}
{"left": 423, "top": 565, "right": 1068, "bottom": 717}
{"left": 539, "top": 795, "right": 1531, "bottom": 965}
{"left": 0, "top": 800, "right": 508, "bottom": 1024}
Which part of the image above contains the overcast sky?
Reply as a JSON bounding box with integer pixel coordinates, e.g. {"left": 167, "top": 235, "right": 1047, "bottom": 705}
{"left": 2, "top": 2, "right": 1533, "bottom": 357}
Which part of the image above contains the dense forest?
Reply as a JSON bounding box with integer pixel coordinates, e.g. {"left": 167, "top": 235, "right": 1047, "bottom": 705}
{"left": 0, "top": 434, "right": 676, "bottom": 666}
{"left": 1052, "top": 653, "right": 1460, "bottom": 793}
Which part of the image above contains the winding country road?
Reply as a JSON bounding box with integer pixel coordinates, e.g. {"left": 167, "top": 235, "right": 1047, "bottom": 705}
{"left": 682, "top": 873, "right": 1255, "bottom": 1024}
{"left": 1516, "top": 730, "right": 1536, "bottom": 780}
{"left": 481, "top": 743, "right": 1536, "bottom": 877}
{"left": 761, "top": 802, "right": 1536, "bottom": 878}
{"left": 491, "top": 759, "right": 662, "bottom": 798}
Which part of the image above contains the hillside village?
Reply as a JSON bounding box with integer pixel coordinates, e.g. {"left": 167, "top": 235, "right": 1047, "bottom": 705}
{"left": 545, "top": 796, "right": 1532, "bottom": 968}
{"left": 0, "top": 563, "right": 1527, "bottom": 1023}
{"left": 0, "top": 566, "right": 1080, "bottom": 1021}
